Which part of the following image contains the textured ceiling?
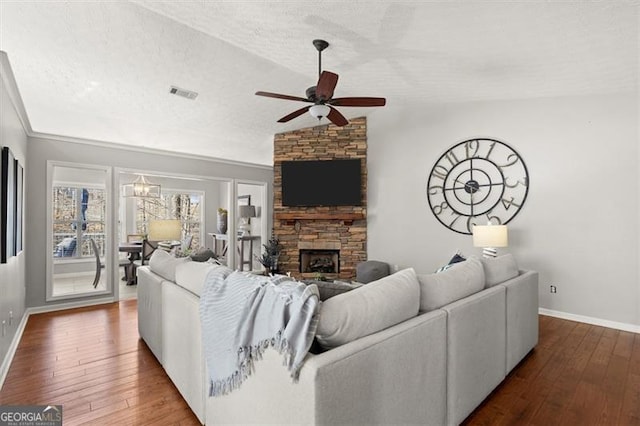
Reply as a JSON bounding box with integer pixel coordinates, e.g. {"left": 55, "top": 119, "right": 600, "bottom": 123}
{"left": 0, "top": 1, "right": 637, "bottom": 165}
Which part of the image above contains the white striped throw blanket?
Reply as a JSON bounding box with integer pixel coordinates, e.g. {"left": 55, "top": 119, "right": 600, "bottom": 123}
{"left": 200, "top": 268, "right": 320, "bottom": 396}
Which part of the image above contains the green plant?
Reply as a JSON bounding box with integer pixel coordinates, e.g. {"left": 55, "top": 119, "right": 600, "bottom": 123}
{"left": 255, "top": 232, "right": 281, "bottom": 273}
{"left": 217, "top": 207, "right": 228, "bottom": 214}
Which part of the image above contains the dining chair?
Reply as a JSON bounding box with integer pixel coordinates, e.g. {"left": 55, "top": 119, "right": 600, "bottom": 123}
{"left": 90, "top": 238, "right": 102, "bottom": 288}
{"left": 134, "top": 239, "right": 158, "bottom": 267}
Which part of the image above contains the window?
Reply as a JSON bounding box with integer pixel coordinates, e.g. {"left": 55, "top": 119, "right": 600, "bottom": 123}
{"left": 52, "top": 186, "right": 106, "bottom": 258}
{"left": 135, "top": 190, "right": 203, "bottom": 248}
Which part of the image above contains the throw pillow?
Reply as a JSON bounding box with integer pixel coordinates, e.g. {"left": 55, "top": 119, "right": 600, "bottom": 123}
{"left": 305, "top": 280, "right": 363, "bottom": 301}
{"left": 190, "top": 247, "right": 215, "bottom": 262}
{"left": 435, "top": 252, "right": 466, "bottom": 273}
{"left": 481, "top": 253, "right": 519, "bottom": 287}
{"left": 355, "top": 260, "right": 391, "bottom": 284}
{"left": 316, "top": 268, "right": 420, "bottom": 349}
{"left": 148, "top": 249, "right": 190, "bottom": 282}
{"left": 417, "top": 256, "right": 485, "bottom": 313}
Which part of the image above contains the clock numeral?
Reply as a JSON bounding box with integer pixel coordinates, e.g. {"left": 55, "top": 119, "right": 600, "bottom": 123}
{"left": 498, "top": 153, "right": 519, "bottom": 169}
{"left": 485, "top": 211, "right": 503, "bottom": 225}
{"left": 433, "top": 201, "right": 449, "bottom": 215}
{"left": 483, "top": 141, "right": 496, "bottom": 160}
{"left": 428, "top": 185, "right": 443, "bottom": 196}
{"left": 431, "top": 165, "right": 449, "bottom": 181}
{"left": 505, "top": 176, "right": 528, "bottom": 188}
{"left": 466, "top": 216, "right": 482, "bottom": 233}
{"left": 444, "top": 151, "right": 460, "bottom": 167}
{"left": 465, "top": 140, "right": 479, "bottom": 158}
{"left": 501, "top": 197, "right": 521, "bottom": 210}
{"left": 449, "top": 213, "right": 462, "bottom": 228}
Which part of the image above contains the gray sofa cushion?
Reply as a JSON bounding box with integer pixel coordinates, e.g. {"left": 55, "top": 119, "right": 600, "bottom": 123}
{"left": 316, "top": 268, "right": 420, "bottom": 349}
{"left": 481, "top": 253, "right": 519, "bottom": 287}
{"left": 356, "top": 260, "right": 390, "bottom": 284}
{"left": 149, "top": 249, "right": 190, "bottom": 282}
{"left": 417, "top": 256, "right": 485, "bottom": 312}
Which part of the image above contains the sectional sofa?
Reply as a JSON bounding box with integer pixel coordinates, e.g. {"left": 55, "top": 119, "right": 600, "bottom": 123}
{"left": 137, "top": 251, "right": 538, "bottom": 425}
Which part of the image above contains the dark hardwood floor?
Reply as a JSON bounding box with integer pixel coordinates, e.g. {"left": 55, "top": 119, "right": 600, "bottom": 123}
{"left": 464, "top": 315, "right": 640, "bottom": 425}
{"left": 0, "top": 300, "right": 199, "bottom": 425}
{"left": 0, "top": 301, "right": 638, "bottom": 425}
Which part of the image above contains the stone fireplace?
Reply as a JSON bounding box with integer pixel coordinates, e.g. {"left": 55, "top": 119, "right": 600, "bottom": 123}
{"left": 273, "top": 117, "right": 367, "bottom": 280}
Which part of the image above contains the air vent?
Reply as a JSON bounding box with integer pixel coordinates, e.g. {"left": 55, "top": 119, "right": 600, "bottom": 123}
{"left": 169, "top": 86, "right": 198, "bottom": 100}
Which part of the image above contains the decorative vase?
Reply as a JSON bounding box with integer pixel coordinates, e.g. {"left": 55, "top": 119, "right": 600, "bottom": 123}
{"left": 216, "top": 212, "right": 228, "bottom": 234}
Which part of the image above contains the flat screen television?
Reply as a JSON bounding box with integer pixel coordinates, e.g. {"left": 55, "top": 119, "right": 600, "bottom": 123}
{"left": 281, "top": 159, "right": 362, "bottom": 206}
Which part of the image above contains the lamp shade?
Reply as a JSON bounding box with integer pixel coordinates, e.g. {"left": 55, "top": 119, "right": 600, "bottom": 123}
{"left": 239, "top": 205, "right": 256, "bottom": 218}
{"left": 148, "top": 219, "right": 182, "bottom": 241}
{"left": 472, "top": 224, "right": 508, "bottom": 248}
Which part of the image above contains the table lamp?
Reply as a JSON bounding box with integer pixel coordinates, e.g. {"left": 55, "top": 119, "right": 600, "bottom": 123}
{"left": 238, "top": 205, "right": 256, "bottom": 236}
{"left": 148, "top": 219, "right": 182, "bottom": 242}
{"left": 472, "top": 224, "right": 508, "bottom": 258}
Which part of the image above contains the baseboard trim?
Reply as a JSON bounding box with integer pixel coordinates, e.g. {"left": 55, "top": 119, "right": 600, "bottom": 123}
{"left": 26, "top": 297, "right": 115, "bottom": 315}
{"left": 539, "top": 308, "right": 640, "bottom": 334}
{"left": 0, "top": 297, "right": 116, "bottom": 390}
{"left": 0, "top": 311, "right": 29, "bottom": 390}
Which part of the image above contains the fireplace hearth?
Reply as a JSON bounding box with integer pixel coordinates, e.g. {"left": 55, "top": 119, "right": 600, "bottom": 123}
{"left": 299, "top": 249, "right": 340, "bottom": 274}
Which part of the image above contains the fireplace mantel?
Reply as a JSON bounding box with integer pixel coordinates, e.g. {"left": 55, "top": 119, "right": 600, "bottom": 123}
{"left": 275, "top": 212, "right": 365, "bottom": 226}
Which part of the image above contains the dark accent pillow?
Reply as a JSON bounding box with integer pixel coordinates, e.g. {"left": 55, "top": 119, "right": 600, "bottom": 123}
{"left": 305, "top": 280, "right": 363, "bottom": 301}
{"left": 436, "top": 253, "right": 466, "bottom": 273}
{"left": 356, "top": 260, "right": 390, "bottom": 284}
{"left": 190, "top": 248, "right": 215, "bottom": 262}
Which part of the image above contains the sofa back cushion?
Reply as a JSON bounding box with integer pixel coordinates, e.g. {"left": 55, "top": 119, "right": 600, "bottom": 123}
{"left": 481, "top": 254, "right": 519, "bottom": 287}
{"left": 175, "top": 262, "right": 231, "bottom": 296}
{"left": 417, "top": 256, "right": 485, "bottom": 313}
{"left": 316, "top": 268, "right": 420, "bottom": 349}
{"left": 149, "top": 249, "right": 190, "bottom": 282}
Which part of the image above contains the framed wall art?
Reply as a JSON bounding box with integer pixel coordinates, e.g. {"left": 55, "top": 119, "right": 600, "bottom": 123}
{"left": 15, "top": 159, "right": 23, "bottom": 254}
{"left": 1, "top": 146, "right": 16, "bottom": 263}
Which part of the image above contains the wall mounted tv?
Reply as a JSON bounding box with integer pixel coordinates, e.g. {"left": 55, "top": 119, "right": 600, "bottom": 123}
{"left": 281, "top": 159, "right": 362, "bottom": 206}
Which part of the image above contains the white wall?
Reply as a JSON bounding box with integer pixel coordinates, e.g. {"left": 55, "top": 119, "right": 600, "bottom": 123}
{"left": 0, "top": 55, "right": 27, "bottom": 368}
{"left": 368, "top": 93, "right": 639, "bottom": 327}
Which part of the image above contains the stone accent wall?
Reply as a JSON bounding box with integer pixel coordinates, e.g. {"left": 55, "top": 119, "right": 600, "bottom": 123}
{"left": 273, "top": 117, "right": 367, "bottom": 280}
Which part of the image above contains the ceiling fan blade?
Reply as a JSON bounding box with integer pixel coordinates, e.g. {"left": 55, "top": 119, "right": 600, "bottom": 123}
{"left": 315, "top": 71, "right": 339, "bottom": 101}
{"left": 327, "top": 106, "right": 349, "bottom": 127}
{"left": 277, "top": 106, "right": 311, "bottom": 123}
{"left": 330, "top": 97, "right": 386, "bottom": 107}
{"left": 255, "top": 91, "right": 311, "bottom": 103}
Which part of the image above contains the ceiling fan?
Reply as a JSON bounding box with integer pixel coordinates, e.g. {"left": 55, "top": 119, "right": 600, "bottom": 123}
{"left": 255, "top": 39, "right": 386, "bottom": 127}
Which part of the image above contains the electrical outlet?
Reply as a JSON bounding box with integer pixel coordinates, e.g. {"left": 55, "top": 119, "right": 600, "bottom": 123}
{"left": 550, "top": 285, "right": 557, "bottom": 294}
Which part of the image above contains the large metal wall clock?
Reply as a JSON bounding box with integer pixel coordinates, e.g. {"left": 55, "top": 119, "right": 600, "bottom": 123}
{"left": 427, "top": 138, "right": 529, "bottom": 235}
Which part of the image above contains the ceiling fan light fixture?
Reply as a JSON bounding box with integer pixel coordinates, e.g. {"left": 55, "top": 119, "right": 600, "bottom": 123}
{"left": 309, "top": 104, "right": 330, "bottom": 120}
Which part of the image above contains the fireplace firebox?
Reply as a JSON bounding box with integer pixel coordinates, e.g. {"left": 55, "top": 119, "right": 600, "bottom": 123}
{"left": 299, "top": 249, "right": 340, "bottom": 274}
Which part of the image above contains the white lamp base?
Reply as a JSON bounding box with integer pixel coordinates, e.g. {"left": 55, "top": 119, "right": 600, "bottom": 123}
{"left": 482, "top": 247, "right": 498, "bottom": 258}
{"left": 239, "top": 220, "right": 251, "bottom": 236}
